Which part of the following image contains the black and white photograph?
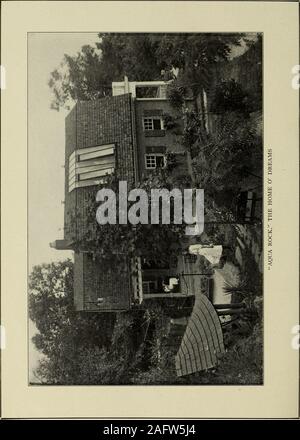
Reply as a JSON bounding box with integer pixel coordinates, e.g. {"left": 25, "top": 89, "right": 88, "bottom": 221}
{"left": 28, "top": 32, "right": 263, "bottom": 386}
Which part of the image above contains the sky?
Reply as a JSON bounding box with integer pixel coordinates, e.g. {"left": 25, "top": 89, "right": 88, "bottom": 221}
{"left": 28, "top": 33, "right": 100, "bottom": 270}
{"left": 28, "top": 33, "right": 99, "bottom": 381}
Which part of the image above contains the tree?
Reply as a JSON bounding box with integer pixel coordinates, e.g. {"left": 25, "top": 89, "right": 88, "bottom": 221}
{"left": 29, "top": 260, "right": 115, "bottom": 384}
{"left": 192, "top": 111, "right": 261, "bottom": 199}
{"left": 74, "top": 169, "right": 189, "bottom": 266}
{"left": 49, "top": 33, "right": 247, "bottom": 111}
{"left": 153, "top": 33, "right": 245, "bottom": 83}
{"left": 157, "top": 33, "right": 246, "bottom": 135}
{"left": 48, "top": 45, "right": 109, "bottom": 111}
{"left": 210, "top": 79, "right": 255, "bottom": 115}
{"left": 29, "top": 260, "right": 74, "bottom": 339}
{"left": 49, "top": 34, "right": 162, "bottom": 110}
{"left": 96, "top": 33, "right": 162, "bottom": 81}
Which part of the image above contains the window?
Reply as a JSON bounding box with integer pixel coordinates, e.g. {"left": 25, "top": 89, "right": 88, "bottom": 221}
{"left": 136, "top": 84, "right": 167, "bottom": 99}
{"left": 145, "top": 153, "right": 166, "bottom": 169}
{"left": 143, "top": 117, "right": 164, "bottom": 131}
{"left": 136, "top": 86, "right": 160, "bottom": 99}
{"left": 69, "top": 144, "right": 115, "bottom": 192}
{"left": 142, "top": 280, "right": 158, "bottom": 294}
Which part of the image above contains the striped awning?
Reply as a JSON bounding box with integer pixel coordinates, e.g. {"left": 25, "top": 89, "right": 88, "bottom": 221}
{"left": 175, "top": 294, "right": 225, "bottom": 377}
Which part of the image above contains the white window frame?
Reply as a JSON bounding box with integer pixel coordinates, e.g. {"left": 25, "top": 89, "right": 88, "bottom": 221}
{"left": 145, "top": 153, "right": 166, "bottom": 170}
{"left": 143, "top": 117, "right": 164, "bottom": 131}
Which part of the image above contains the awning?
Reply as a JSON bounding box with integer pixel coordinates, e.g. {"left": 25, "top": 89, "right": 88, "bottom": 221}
{"left": 175, "top": 294, "right": 225, "bottom": 376}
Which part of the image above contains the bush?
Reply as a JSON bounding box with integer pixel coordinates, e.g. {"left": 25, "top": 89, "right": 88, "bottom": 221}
{"left": 213, "top": 322, "right": 263, "bottom": 384}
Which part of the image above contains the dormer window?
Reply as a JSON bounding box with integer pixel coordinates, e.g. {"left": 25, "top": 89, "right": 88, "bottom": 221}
{"left": 69, "top": 144, "right": 115, "bottom": 192}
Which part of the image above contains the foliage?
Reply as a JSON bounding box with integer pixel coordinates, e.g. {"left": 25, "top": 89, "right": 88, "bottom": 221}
{"left": 49, "top": 34, "right": 163, "bottom": 110}
{"left": 130, "top": 345, "right": 176, "bottom": 385}
{"left": 48, "top": 45, "right": 109, "bottom": 111}
{"left": 97, "top": 33, "right": 162, "bottom": 81}
{"left": 49, "top": 33, "right": 246, "bottom": 111}
{"left": 74, "top": 169, "right": 188, "bottom": 265}
{"left": 224, "top": 239, "right": 263, "bottom": 300}
{"left": 210, "top": 79, "right": 255, "bottom": 115}
{"left": 162, "top": 112, "right": 181, "bottom": 131}
{"left": 182, "top": 110, "right": 205, "bottom": 149}
{"left": 75, "top": 346, "right": 125, "bottom": 385}
{"left": 29, "top": 260, "right": 116, "bottom": 384}
{"left": 130, "top": 304, "right": 176, "bottom": 385}
{"left": 162, "top": 33, "right": 244, "bottom": 65}
{"left": 30, "top": 261, "right": 150, "bottom": 385}
{"left": 165, "top": 152, "right": 178, "bottom": 172}
{"left": 192, "top": 112, "right": 262, "bottom": 199}
{"left": 31, "top": 259, "right": 262, "bottom": 385}
{"left": 154, "top": 33, "right": 244, "bottom": 91}
{"left": 75, "top": 312, "right": 146, "bottom": 385}
{"left": 166, "top": 80, "right": 187, "bottom": 110}
{"left": 29, "top": 260, "right": 75, "bottom": 357}
{"left": 33, "top": 308, "right": 148, "bottom": 385}
{"left": 210, "top": 322, "right": 263, "bottom": 385}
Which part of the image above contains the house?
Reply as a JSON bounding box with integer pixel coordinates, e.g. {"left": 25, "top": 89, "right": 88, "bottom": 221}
{"left": 50, "top": 77, "right": 201, "bottom": 312}
{"left": 50, "top": 38, "right": 263, "bottom": 313}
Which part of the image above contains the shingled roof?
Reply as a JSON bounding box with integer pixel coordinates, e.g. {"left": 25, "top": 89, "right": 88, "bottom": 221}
{"left": 64, "top": 94, "right": 136, "bottom": 244}
{"left": 73, "top": 253, "right": 132, "bottom": 312}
